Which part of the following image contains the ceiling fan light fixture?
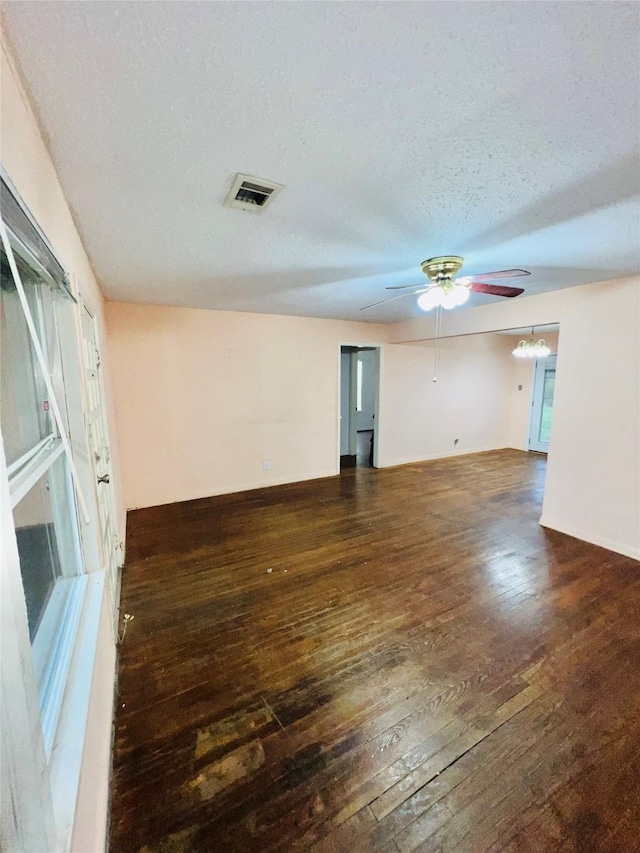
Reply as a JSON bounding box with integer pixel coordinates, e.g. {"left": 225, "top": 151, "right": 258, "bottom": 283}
{"left": 363, "top": 256, "right": 529, "bottom": 313}
{"left": 441, "top": 289, "right": 459, "bottom": 310}
{"left": 452, "top": 284, "right": 470, "bottom": 306}
{"left": 417, "top": 288, "right": 443, "bottom": 311}
{"left": 418, "top": 283, "right": 469, "bottom": 311}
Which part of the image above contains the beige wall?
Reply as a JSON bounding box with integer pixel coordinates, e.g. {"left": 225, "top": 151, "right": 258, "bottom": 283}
{"left": 1, "top": 33, "right": 119, "bottom": 852}
{"left": 380, "top": 334, "right": 514, "bottom": 467}
{"left": 392, "top": 279, "right": 640, "bottom": 559}
{"left": 106, "top": 302, "right": 388, "bottom": 508}
{"left": 107, "top": 305, "right": 525, "bottom": 508}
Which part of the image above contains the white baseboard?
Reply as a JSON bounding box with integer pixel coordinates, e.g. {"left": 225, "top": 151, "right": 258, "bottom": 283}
{"left": 379, "top": 445, "right": 509, "bottom": 470}
{"left": 539, "top": 515, "right": 640, "bottom": 562}
{"left": 127, "top": 468, "right": 339, "bottom": 511}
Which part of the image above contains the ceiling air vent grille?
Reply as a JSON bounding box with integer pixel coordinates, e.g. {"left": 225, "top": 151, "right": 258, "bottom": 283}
{"left": 224, "top": 173, "right": 283, "bottom": 213}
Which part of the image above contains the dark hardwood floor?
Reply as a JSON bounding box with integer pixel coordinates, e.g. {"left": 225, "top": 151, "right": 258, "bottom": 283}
{"left": 110, "top": 450, "right": 640, "bottom": 853}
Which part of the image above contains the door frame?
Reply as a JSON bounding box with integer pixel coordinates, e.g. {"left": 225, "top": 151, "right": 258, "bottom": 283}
{"left": 337, "top": 343, "right": 383, "bottom": 470}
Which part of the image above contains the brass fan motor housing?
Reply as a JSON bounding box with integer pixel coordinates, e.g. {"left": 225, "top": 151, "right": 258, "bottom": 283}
{"left": 420, "top": 256, "right": 465, "bottom": 285}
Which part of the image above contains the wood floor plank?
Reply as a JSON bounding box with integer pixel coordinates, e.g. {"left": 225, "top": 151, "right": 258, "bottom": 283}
{"left": 110, "top": 450, "right": 640, "bottom": 852}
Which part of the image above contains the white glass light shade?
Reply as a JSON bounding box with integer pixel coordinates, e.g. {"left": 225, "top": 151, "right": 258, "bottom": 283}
{"left": 441, "top": 289, "right": 458, "bottom": 309}
{"left": 417, "top": 288, "right": 443, "bottom": 311}
{"left": 452, "top": 285, "right": 470, "bottom": 306}
{"left": 417, "top": 284, "right": 469, "bottom": 312}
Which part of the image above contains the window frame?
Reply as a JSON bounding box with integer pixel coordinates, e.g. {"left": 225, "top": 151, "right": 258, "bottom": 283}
{"left": 2, "top": 187, "right": 88, "bottom": 757}
{"left": 1, "top": 164, "right": 115, "bottom": 853}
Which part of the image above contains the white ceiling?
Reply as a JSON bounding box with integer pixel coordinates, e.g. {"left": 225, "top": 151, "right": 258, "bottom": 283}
{"left": 3, "top": 1, "right": 639, "bottom": 322}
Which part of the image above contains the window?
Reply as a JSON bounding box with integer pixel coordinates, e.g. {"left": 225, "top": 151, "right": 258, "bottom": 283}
{"left": 1, "top": 187, "right": 85, "bottom": 755}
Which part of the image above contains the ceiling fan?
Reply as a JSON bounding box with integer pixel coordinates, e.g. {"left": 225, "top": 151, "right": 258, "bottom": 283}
{"left": 361, "top": 256, "right": 530, "bottom": 312}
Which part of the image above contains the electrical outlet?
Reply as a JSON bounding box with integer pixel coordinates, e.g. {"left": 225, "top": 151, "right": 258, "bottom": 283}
{"left": 518, "top": 384, "right": 523, "bottom": 391}
{"left": 263, "top": 461, "right": 270, "bottom": 471}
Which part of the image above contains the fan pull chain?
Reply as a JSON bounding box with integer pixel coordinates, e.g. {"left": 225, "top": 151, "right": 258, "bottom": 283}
{"left": 433, "top": 304, "right": 442, "bottom": 382}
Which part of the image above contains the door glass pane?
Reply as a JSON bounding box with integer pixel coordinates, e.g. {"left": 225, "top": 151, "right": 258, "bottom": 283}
{"left": 538, "top": 368, "right": 556, "bottom": 443}
{"left": 12, "top": 454, "right": 79, "bottom": 641}
{"left": 1, "top": 249, "right": 54, "bottom": 464}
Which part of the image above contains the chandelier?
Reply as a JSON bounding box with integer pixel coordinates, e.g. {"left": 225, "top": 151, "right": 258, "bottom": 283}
{"left": 512, "top": 328, "right": 551, "bottom": 359}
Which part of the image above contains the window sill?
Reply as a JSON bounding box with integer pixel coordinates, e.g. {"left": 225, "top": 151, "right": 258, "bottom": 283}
{"left": 48, "top": 570, "right": 107, "bottom": 852}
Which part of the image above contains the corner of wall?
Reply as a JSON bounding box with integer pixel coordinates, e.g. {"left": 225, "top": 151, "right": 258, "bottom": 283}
{"left": 539, "top": 515, "right": 640, "bottom": 562}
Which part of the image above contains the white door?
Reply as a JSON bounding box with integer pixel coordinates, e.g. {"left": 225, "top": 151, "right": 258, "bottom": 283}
{"left": 529, "top": 355, "right": 557, "bottom": 453}
{"left": 80, "top": 304, "right": 121, "bottom": 615}
{"left": 356, "top": 350, "right": 377, "bottom": 432}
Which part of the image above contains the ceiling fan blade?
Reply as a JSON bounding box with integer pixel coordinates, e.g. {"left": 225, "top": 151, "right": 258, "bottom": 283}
{"left": 469, "top": 282, "right": 525, "bottom": 298}
{"left": 461, "top": 269, "right": 530, "bottom": 283}
{"left": 360, "top": 289, "right": 427, "bottom": 311}
{"left": 385, "top": 283, "right": 427, "bottom": 291}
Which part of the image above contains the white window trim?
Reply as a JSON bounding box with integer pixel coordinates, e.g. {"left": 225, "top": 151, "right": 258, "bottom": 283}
{"left": 2, "top": 436, "right": 107, "bottom": 849}
{"left": 7, "top": 431, "right": 56, "bottom": 478}
{"left": 8, "top": 438, "right": 64, "bottom": 508}
{"left": 49, "top": 572, "right": 106, "bottom": 851}
{"left": 0, "top": 215, "right": 91, "bottom": 524}
{"left": 0, "top": 433, "right": 57, "bottom": 852}
{"left": 34, "top": 575, "right": 88, "bottom": 758}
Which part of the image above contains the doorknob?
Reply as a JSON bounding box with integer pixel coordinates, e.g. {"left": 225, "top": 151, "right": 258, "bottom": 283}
{"left": 98, "top": 474, "right": 110, "bottom": 484}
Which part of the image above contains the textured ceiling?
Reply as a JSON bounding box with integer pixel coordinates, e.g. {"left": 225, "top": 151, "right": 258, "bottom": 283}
{"left": 3, "top": 1, "right": 639, "bottom": 322}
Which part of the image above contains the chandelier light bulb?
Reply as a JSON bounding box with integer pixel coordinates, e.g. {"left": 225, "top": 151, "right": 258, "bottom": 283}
{"left": 512, "top": 338, "right": 551, "bottom": 359}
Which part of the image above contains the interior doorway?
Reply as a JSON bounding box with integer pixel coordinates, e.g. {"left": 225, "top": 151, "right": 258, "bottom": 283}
{"left": 529, "top": 354, "right": 557, "bottom": 453}
{"left": 340, "top": 346, "right": 380, "bottom": 470}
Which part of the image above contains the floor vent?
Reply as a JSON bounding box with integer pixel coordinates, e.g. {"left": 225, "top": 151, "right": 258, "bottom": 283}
{"left": 224, "top": 174, "right": 283, "bottom": 213}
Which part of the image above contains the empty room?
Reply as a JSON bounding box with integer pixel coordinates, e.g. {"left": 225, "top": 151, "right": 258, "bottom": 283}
{"left": 1, "top": 2, "right": 639, "bottom": 852}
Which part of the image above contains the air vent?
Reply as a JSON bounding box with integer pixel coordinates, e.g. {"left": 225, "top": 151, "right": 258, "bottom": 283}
{"left": 224, "top": 173, "right": 283, "bottom": 213}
